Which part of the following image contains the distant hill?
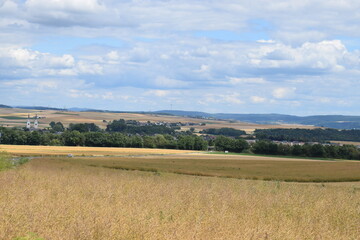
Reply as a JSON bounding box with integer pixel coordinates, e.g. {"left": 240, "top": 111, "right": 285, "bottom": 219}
{"left": 0, "top": 104, "right": 12, "bottom": 108}
{"left": 155, "top": 110, "right": 360, "bottom": 129}
{"left": 14, "top": 106, "right": 66, "bottom": 111}
{"left": 5, "top": 105, "right": 360, "bottom": 129}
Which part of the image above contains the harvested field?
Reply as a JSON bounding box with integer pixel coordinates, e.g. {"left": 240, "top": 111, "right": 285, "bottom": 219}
{"left": 0, "top": 144, "right": 195, "bottom": 157}
{"left": 0, "top": 156, "right": 359, "bottom": 240}
{"left": 330, "top": 141, "right": 360, "bottom": 146}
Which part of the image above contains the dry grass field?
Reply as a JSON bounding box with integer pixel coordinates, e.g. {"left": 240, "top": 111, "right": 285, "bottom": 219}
{"left": 0, "top": 144, "right": 195, "bottom": 157}
{"left": 0, "top": 156, "right": 359, "bottom": 240}
{"left": 0, "top": 108, "right": 317, "bottom": 133}
{"left": 330, "top": 141, "right": 360, "bottom": 146}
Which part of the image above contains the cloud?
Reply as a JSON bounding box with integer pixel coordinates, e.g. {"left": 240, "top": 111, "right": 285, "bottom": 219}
{"left": 251, "top": 96, "right": 266, "bottom": 103}
{"left": 154, "top": 76, "right": 189, "bottom": 88}
{"left": 227, "top": 77, "right": 267, "bottom": 84}
{"left": 1, "top": 1, "right": 360, "bottom": 114}
{"left": 272, "top": 87, "right": 296, "bottom": 99}
{"left": 24, "top": 0, "right": 110, "bottom": 27}
{"left": 200, "top": 92, "right": 244, "bottom": 105}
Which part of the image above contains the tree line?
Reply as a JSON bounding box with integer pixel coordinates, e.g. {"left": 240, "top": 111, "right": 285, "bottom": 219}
{"left": 200, "top": 128, "right": 246, "bottom": 137}
{"left": 255, "top": 128, "right": 360, "bottom": 142}
{"left": 251, "top": 140, "right": 360, "bottom": 160}
{"left": 0, "top": 127, "right": 207, "bottom": 150}
{"left": 1, "top": 120, "right": 360, "bottom": 160}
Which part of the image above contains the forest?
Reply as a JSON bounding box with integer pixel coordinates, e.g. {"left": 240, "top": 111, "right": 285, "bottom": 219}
{"left": 255, "top": 128, "right": 360, "bottom": 142}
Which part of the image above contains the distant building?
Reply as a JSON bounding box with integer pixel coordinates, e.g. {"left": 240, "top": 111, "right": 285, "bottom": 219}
{"left": 26, "top": 114, "right": 40, "bottom": 130}
{"left": 26, "top": 114, "right": 31, "bottom": 129}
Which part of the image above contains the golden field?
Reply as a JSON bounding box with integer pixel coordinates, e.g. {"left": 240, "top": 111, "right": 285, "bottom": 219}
{"left": 0, "top": 108, "right": 317, "bottom": 133}
{"left": 330, "top": 141, "right": 360, "bottom": 146}
{"left": 0, "top": 144, "right": 195, "bottom": 157}
{"left": 0, "top": 156, "right": 359, "bottom": 240}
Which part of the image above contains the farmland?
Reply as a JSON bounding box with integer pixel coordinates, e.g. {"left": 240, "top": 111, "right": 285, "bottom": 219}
{"left": 0, "top": 149, "right": 359, "bottom": 239}
{"left": 0, "top": 107, "right": 317, "bottom": 133}
{"left": 1, "top": 145, "right": 359, "bottom": 239}
{"left": 0, "top": 144, "right": 195, "bottom": 157}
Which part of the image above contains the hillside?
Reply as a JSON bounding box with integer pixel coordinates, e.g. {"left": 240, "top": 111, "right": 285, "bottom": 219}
{"left": 0, "top": 108, "right": 316, "bottom": 133}
{"left": 156, "top": 110, "right": 360, "bottom": 129}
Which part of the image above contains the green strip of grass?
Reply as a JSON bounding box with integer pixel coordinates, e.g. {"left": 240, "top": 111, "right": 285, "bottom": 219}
{"left": 53, "top": 112, "right": 79, "bottom": 115}
{"left": 0, "top": 152, "right": 12, "bottom": 171}
{"left": 0, "top": 116, "right": 27, "bottom": 120}
{"left": 0, "top": 152, "right": 30, "bottom": 171}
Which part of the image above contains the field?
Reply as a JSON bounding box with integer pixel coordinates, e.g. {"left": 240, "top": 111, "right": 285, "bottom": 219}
{"left": 68, "top": 154, "right": 360, "bottom": 182}
{"left": 2, "top": 144, "right": 360, "bottom": 182}
{"left": 0, "top": 144, "right": 195, "bottom": 157}
{"left": 0, "top": 146, "right": 359, "bottom": 239}
{"left": 0, "top": 154, "right": 359, "bottom": 239}
{"left": 330, "top": 141, "right": 360, "bottom": 146}
{"left": 0, "top": 107, "right": 317, "bottom": 133}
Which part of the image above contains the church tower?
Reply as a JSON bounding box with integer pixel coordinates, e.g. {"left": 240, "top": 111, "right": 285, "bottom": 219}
{"left": 26, "top": 114, "right": 31, "bottom": 129}
{"left": 34, "top": 114, "right": 39, "bottom": 129}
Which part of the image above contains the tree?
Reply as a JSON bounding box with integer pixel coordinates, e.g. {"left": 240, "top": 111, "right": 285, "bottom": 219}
{"left": 62, "top": 131, "right": 85, "bottom": 146}
{"left": 310, "top": 144, "right": 325, "bottom": 157}
{"left": 233, "top": 138, "right": 249, "bottom": 153}
{"left": 49, "top": 121, "right": 64, "bottom": 132}
{"left": 28, "top": 131, "right": 41, "bottom": 145}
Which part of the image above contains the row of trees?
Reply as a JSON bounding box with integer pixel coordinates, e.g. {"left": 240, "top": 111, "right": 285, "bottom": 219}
{"left": 251, "top": 140, "right": 360, "bottom": 160}
{"left": 200, "top": 128, "right": 246, "bottom": 137}
{"left": 0, "top": 127, "right": 207, "bottom": 150}
{"left": 255, "top": 128, "right": 360, "bottom": 142}
{"left": 1, "top": 126, "right": 359, "bottom": 160}
{"left": 49, "top": 120, "right": 176, "bottom": 135}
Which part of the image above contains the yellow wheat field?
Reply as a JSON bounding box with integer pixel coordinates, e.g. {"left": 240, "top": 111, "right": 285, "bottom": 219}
{"left": 0, "top": 144, "right": 196, "bottom": 157}
{"left": 0, "top": 157, "right": 359, "bottom": 240}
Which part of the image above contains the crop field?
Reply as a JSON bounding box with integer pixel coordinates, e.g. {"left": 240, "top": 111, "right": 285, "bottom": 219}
{"left": 0, "top": 144, "right": 195, "bottom": 157}
{"left": 330, "top": 141, "right": 360, "bottom": 146}
{"left": 0, "top": 153, "right": 359, "bottom": 240}
{"left": 0, "top": 108, "right": 317, "bottom": 133}
{"left": 59, "top": 153, "right": 360, "bottom": 182}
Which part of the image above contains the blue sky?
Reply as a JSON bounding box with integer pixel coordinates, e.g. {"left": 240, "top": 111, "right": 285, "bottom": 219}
{"left": 0, "top": 0, "right": 360, "bottom": 115}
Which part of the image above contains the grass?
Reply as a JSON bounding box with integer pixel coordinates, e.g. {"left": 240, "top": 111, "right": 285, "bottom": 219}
{"left": 65, "top": 154, "right": 360, "bottom": 182}
{"left": 53, "top": 112, "right": 79, "bottom": 115}
{"left": 0, "top": 152, "right": 30, "bottom": 171}
{"left": 0, "top": 157, "right": 359, "bottom": 239}
{"left": 0, "top": 116, "right": 27, "bottom": 120}
{"left": 0, "top": 152, "right": 12, "bottom": 171}
{"left": 207, "top": 151, "right": 342, "bottom": 161}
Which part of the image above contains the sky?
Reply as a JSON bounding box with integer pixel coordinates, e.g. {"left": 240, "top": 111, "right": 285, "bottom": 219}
{"left": 0, "top": 0, "right": 360, "bottom": 115}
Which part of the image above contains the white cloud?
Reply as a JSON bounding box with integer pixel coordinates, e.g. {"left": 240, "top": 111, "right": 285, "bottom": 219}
{"left": 24, "top": 0, "right": 108, "bottom": 27}
{"left": 145, "top": 90, "right": 171, "bottom": 97}
{"left": 1, "top": 1, "right": 360, "bottom": 114}
{"left": 200, "top": 93, "right": 244, "bottom": 105}
{"left": 227, "top": 77, "right": 267, "bottom": 84}
{"left": 154, "top": 76, "right": 189, "bottom": 88}
{"left": 251, "top": 96, "right": 266, "bottom": 103}
{"left": 272, "top": 87, "right": 296, "bottom": 99}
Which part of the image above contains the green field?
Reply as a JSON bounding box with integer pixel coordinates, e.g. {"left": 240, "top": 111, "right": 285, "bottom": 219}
{"left": 0, "top": 116, "right": 27, "bottom": 120}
